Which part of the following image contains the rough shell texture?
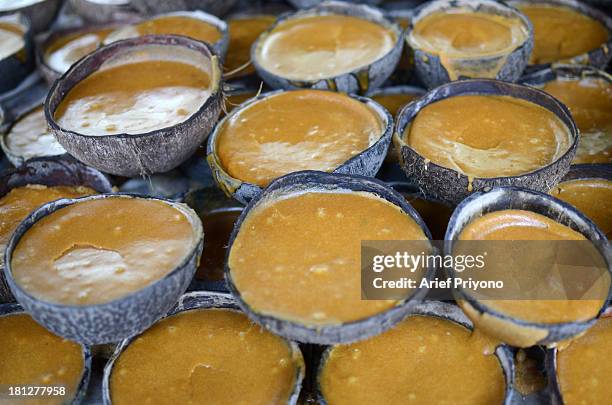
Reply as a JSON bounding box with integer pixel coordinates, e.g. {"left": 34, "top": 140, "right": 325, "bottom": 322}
{"left": 408, "top": 0, "right": 534, "bottom": 89}
{"left": 0, "top": 303, "right": 93, "bottom": 404}
{"left": 444, "top": 186, "right": 612, "bottom": 346}
{"left": 519, "top": 63, "right": 612, "bottom": 87}
{"left": 511, "top": 0, "right": 612, "bottom": 72}
{"left": 316, "top": 301, "right": 518, "bottom": 405}
{"left": 0, "top": 14, "right": 34, "bottom": 93}
{"left": 288, "top": 0, "right": 383, "bottom": 7}
{"left": 0, "top": 156, "right": 113, "bottom": 304}
{"left": 101, "top": 291, "right": 305, "bottom": 405}
{"left": 207, "top": 89, "right": 393, "bottom": 204}
{"left": 225, "top": 170, "right": 435, "bottom": 344}
{"left": 560, "top": 163, "right": 612, "bottom": 183}
{"left": 395, "top": 79, "right": 578, "bottom": 206}
{"left": 45, "top": 35, "right": 223, "bottom": 177}
{"left": 251, "top": 1, "right": 404, "bottom": 94}
{"left": 130, "top": 0, "right": 238, "bottom": 17}
{"left": 0, "top": 0, "right": 62, "bottom": 33}
{"left": 3, "top": 194, "right": 204, "bottom": 344}
{"left": 184, "top": 187, "right": 243, "bottom": 292}
{"left": 69, "top": 0, "right": 137, "bottom": 24}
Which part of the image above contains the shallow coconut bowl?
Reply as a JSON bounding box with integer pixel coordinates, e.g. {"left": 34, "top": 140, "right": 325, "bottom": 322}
{"left": 444, "top": 186, "right": 612, "bottom": 348}
{"left": 316, "top": 301, "right": 518, "bottom": 405}
{"left": 102, "top": 11, "right": 230, "bottom": 60}
{"left": 130, "top": 0, "right": 238, "bottom": 17}
{"left": 510, "top": 0, "right": 612, "bottom": 72}
{"left": 0, "top": 303, "right": 93, "bottom": 404}
{"left": 36, "top": 21, "right": 139, "bottom": 84}
{"left": 45, "top": 35, "right": 223, "bottom": 177}
{"left": 3, "top": 193, "right": 204, "bottom": 344}
{"left": 395, "top": 79, "right": 578, "bottom": 206}
{"left": 0, "top": 0, "right": 62, "bottom": 33}
{"left": 0, "top": 13, "right": 34, "bottom": 94}
{"left": 69, "top": 0, "right": 137, "bottom": 24}
{"left": 0, "top": 156, "right": 113, "bottom": 304}
{"left": 207, "top": 89, "right": 393, "bottom": 204}
{"left": 101, "top": 291, "right": 305, "bottom": 404}
{"left": 225, "top": 170, "right": 435, "bottom": 344}
{"left": 251, "top": 1, "right": 404, "bottom": 94}
{"left": 407, "top": 0, "right": 534, "bottom": 89}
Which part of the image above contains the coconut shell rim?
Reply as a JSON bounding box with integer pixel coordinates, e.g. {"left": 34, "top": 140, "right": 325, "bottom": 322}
{"left": 315, "top": 301, "right": 517, "bottom": 405}
{"left": 250, "top": 0, "right": 405, "bottom": 86}
{"left": 3, "top": 193, "right": 204, "bottom": 311}
{"left": 206, "top": 88, "right": 394, "bottom": 202}
{"left": 223, "top": 170, "right": 437, "bottom": 344}
{"left": 44, "top": 34, "right": 223, "bottom": 141}
{"left": 406, "top": 0, "right": 534, "bottom": 64}
{"left": 394, "top": 78, "right": 579, "bottom": 199}
{"left": 443, "top": 185, "right": 612, "bottom": 337}
{"left": 100, "top": 291, "right": 305, "bottom": 405}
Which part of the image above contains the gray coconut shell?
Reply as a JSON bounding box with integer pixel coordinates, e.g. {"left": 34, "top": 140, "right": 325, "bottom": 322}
{"left": 45, "top": 35, "right": 223, "bottom": 177}
{"left": 251, "top": 1, "right": 405, "bottom": 94}
{"left": 130, "top": 0, "right": 238, "bottom": 17}
{"left": 0, "top": 0, "right": 62, "bottom": 33}
{"left": 0, "top": 303, "right": 92, "bottom": 404}
{"left": 3, "top": 193, "right": 204, "bottom": 344}
{"left": 520, "top": 63, "right": 612, "bottom": 88}
{"left": 395, "top": 79, "right": 579, "bottom": 206}
{"left": 316, "top": 301, "right": 518, "bottom": 405}
{"left": 68, "top": 0, "right": 137, "bottom": 24}
{"left": 101, "top": 291, "right": 305, "bottom": 404}
{"left": 0, "top": 13, "right": 34, "bottom": 93}
{"left": 0, "top": 156, "right": 113, "bottom": 304}
{"left": 444, "top": 186, "right": 612, "bottom": 347}
{"left": 511, "top": 0, "right": 612, "bottom": 72}
{"left": 207, "top": 89, "right": 394, "bottom": 204}
{"left": 407, "top": 0, "right": 534, "bottom": 89}
{"left": 288, "top": 0, "right": 383, "bottom": 7}
{"left": 224, "top": 170, "right": 435, "bottom": 345}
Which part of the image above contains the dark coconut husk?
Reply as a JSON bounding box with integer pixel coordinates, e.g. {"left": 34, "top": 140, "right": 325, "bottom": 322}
{"left": 68, "top": 0, "right": 137, "bottom": 24}
{"left": 129, "top": 0, "right": 238, "bottom": 17}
